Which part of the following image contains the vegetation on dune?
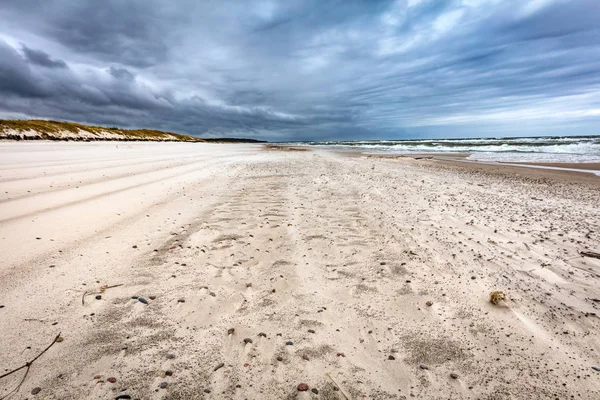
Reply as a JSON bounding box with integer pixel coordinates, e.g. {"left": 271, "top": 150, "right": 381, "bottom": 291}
{"left": 0, "top": 119, "right": 203, "bottom": 142}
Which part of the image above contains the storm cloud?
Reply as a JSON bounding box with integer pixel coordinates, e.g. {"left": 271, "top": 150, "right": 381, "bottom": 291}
{"left": 0, "top": 0, "right": 599, "bottom": 140}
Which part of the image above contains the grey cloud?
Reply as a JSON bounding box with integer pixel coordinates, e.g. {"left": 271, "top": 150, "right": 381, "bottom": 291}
{"left": 0, "top": 0, "right": 599, "bottom": 140}
{"left": 109, "top": 67, "right": 135, "bottom": 82}
{"left": 21, "top": 45, "right": 67, "bottom": 69}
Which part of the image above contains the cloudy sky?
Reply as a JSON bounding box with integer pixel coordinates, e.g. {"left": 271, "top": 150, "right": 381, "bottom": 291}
{"left": 0, "top": 0, "right": 599, "bottom": 141}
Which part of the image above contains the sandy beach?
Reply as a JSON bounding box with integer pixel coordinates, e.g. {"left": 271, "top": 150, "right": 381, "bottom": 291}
{"left": 0, "top": 142, "right": 599, "bottom": 399}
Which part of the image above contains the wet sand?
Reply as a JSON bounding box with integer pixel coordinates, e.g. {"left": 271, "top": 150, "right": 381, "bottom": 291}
{"left": 0, "top": 142, "right": 599, "bottom": 399}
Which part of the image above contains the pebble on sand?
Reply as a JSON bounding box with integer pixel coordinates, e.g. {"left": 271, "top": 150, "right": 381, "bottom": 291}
{"left": 388, "top": 355, "right": 395, "bottom": 360}
{"left": 297, "top": 383, "right": 309, "bottom": 391}
{"left": 159, "top": 382, "right": 168, "bottom": 389}
{"left": 31, "top": 387, "right": 41, "bottom": 395}
{"left": 450, "top": 373, "right": 459, "bottom": 379}
{"left": 243, "top": 338, "right": 253, "bottom": 344}
{"left": 419, "top": 364, "right": 429, "bottom": 370}
{"left": 165, "top": 370, "right": 173, "bottom": 376}
{"left": 286, "top": 341, "right": 293, "bottom": 345}
{"left": 311, "top": 388, "right": 319, "bottom": 394}
{"left": 228, "top": 328, "right": 235, "bottom": 335}
{"left": 149, "top": 296, "right": 156, "bottom": 300}
{"left": 95, "top": 295, "right": 102, "bottom": 300}
{"left": 426, "top": 301, "right": 433, "bottom": 307}
{"left": 115, "top": 395, "right": 132, "bottom": 400}
{"left": 107, "top": 377, "right": 117, "bottom": 383}
{"left": 166, "top": 354, "right": 176, "bottom": 359}
{"left": 177, "top": 299, "right": 185, "bottom": 303}
{"left": 138, "top": 297, "right": 148, "bottom": 304}
{"left": 308, "top": 329, "right": 315, "bottom": 333}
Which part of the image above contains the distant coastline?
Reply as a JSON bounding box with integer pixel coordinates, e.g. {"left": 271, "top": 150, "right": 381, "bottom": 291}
{"left": 0, "top": 119, "right": 266, "bottom": 143}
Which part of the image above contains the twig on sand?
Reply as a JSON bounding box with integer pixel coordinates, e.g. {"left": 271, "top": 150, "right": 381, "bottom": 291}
{"left": 580, "top": 251, "right": 600, "bottom": 260}
{"left": 81, "top": 284, "right": 123, "bottom": 305}
{"left": 326, "top": 372, "right": 350, "bottom": 400}
{"left": 0, "top": 332, "right": 61, "bottom": 399}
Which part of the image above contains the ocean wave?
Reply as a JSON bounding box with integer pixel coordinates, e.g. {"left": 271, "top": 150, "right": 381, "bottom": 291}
{"left": 293, "top": 135, "right": 600, "bottom": 163}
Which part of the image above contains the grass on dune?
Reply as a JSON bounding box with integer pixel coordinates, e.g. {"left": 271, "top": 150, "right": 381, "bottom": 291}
{"left": 0, "top": 119, "right": 203, "bottom": 142}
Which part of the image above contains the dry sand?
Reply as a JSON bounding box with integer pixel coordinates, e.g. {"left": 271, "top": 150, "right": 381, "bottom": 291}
{"left": 0, "top": 142, "right": 599, "bottom": 399}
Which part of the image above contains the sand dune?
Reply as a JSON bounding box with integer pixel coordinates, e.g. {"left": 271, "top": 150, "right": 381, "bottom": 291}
{"left": 0, "top": 142, "right": 599, "bottom": 399}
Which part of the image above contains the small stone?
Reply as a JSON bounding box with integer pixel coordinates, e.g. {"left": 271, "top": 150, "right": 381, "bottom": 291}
{"left": 450, "top": 373, "right": 459, "bottom": 379}
{"left": 95, "top": 295, "right": 102, "bottom": 300}
{"left": 177, "top": 299, "right": 185, "bottom": 303}
{"left": 166, "top": 354, "right": 176, "bottom": 359}
{"left": 419, "top": 364, "right": 429, "bottom": 370}
{"left": 308, "top": 329, "right": 315, "bottom": 333}
{"left": 55, "top": 336, "right": 64, "bottom": 343}
{"left": 149, "top": 296, "right": 156, "bottom": 300}
{"left": 426, "top": 301, "right": 433, "bottom": 307}
{"left": 132, "top": 245, "right": 137, "bottom": 249}
{"left": 380, "top": 262, "right": 386, "bottom": 265}
{"left": 471, "top": 276, "right": 476, "bottom": 280}
{"left": 31, "top": 387, "right": 41, "bottom": 395}
{"left": 214, "top": 363, "right": 225, "bottom": 371}
{"left": 592, "top": 366, "right": 600, "bottom": 372}
{"left": 243, "top": 338, "right": 253, "bottom": 344}
{"left": 286, "top": 341, "right": 293, "bottom": 345}
{"left": 258, "top": 332, "right": 267, "bottom": 337}
{"left": 138, "top": 297, "right": 148, "bottom": 304}
{"left": 115, "top": 395, "right": 132, "bottom": 400}
{"left": 405, "top": 280, "right": 411, "bottom": 283}
{"left": 159, "top": 382, "right": 168, "bottom": 389}
{"left": 388, "top": 355, "right": 395, "bottom": 360}
{"left": 246, "top": 282, "right": 252, "bottom": 287}
{"left": 94, "top": 375, "right": 101, "bottom": 379}
{"left": 209, "top": 292, "right": 216, "bottom": 297}
{"left": 165, "top": 370, "right": 173, "bottom": 376}
{"left": 228, "top": 328, "right": 235, "bottom": 335}
{"left": 277, "top": 356, "right": 283, "bottom": 361}
{"left": 311, "top": 388, "right": 319, "bottom": 394}
{"left": 336, "top": 352, "right": 345, "bottom": 357}
{"left": 204, "top": 388, "right": 211, "bottom": 393}
{"left": 107, "top": 377, "right": 117, "bottom": 383}
{"left": 302, "top": 355, "right": 309, "bottom": 361}
{"left": 297, "top": 383, "right": 309, "bottom": 391}
{"left": 131, "top": 296, "right": 138, "bottom": 299}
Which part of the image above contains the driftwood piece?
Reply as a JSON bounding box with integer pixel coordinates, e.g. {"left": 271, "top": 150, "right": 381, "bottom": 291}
{"left": 580, "top": 251, "right": 600, "bottom": 260}
{"left": 0, "top": 332, "right": 61, "bottom": 399}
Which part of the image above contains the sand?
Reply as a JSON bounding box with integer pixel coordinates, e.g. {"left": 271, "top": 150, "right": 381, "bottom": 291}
{"left": 0, "top": 141, "right": 599, "bottom": 399}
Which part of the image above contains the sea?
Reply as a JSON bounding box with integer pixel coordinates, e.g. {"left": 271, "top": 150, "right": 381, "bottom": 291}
{"left": 291, "top": 135, "right": 600, "bottom": 164}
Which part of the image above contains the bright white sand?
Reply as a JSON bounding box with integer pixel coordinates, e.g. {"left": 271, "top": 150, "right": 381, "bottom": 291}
{"left": 0, "top": 142, "right": 599, "bottom": 399}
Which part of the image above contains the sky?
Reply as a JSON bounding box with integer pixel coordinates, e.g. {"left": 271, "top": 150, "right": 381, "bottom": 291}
{"left": 0, "top": 0, "right": 599, "bottom": 141}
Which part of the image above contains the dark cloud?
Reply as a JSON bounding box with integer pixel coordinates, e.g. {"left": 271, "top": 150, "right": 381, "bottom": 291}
{"left": 21, "top": 45, "right": 67, "bottom": 69}
{"left": 0, "top": 0, "right": 599, "bottom": 140}
{"left": 108, "top": 67, "right": 135, "bottom": 82}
